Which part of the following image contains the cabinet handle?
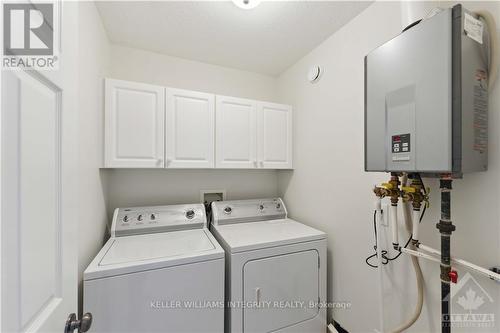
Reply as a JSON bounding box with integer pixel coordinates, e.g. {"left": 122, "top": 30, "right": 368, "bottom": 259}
{"left": 166, "top": 158, "right": 172, "bottom": 166}
{"left": 156, "top": 158, "right": 163, "bottom": 165}
{"left": 259, "top": 161, "right": 264, "bottom": 167}
{"left": 253, "top": 161, "right": 257, "bottom": 168}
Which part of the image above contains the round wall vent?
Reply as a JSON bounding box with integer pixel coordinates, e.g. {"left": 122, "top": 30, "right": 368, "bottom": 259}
{"left": 307, "top": 65, "right": 322, "bottom": 83}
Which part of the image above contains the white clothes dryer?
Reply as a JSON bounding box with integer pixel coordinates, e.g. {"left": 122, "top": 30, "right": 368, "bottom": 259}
{"left": 211, "top": 198, "right": 326, "bottom": 333}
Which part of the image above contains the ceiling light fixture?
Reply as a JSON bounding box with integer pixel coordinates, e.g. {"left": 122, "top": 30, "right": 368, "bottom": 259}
{"left": 232, "top": 0, "right": 261, "bottom": 10}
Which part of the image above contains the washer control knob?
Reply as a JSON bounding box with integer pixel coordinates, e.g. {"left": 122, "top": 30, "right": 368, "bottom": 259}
{"left": 223, "top": 206, "right": 232, "bottom": 215}
{"left": 276, "top": 203, "right": 281, "bottom": 209}
{"left": 186, "top": 209, "right": 195, "bottom": 220}
{"left": 259, "top": 204, "right": 265, "bottom": 211}
{"left": 150, "top": 214, "right": 156, "bottom": 221}
{"left": 122, "top": 215, "right": 129, "bottom": 223}
{"left": 137, "top": 214, "right": 143, "bottom": 221}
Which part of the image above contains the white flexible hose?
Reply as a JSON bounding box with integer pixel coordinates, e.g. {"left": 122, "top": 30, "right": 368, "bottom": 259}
{"left": 412, "top": 209, "right": 420, "bottom": 242}
{"left": 475, "top": 10, "right": 499, "bottom": 90}
{"left": 389, "top": 175, "right": 424, "bottom": 333}
{"left": 375, "top": 198, "right": 385, "bottom": 333}
{"left": 390, "top": 204, "right": 399, "bottom": 246}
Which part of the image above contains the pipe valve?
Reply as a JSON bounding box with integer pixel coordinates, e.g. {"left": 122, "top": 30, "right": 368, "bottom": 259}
{"left": 373, "top": 173, "right": 402, "bottom": 201}
{"left": 374, "top": 173, "right": 402, "bottom": 248}
{"left": 401, "top": 179, "right": 429, "bottom": 209}
{"left": 449, "top": 270, "right": 458, "bottom": 284}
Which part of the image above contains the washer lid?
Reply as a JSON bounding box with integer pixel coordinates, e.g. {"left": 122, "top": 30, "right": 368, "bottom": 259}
{"left": 213, "top": 218, "right": 326, "bottom": 253}
{"left": 84, "top": 229, "right": 224, "bottom": 280}
{"left": 100, "top": 229, "right": 216, "bottom": 266}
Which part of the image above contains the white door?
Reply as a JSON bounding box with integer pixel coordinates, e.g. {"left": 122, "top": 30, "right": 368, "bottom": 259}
{"left": 243, "top": 250, "right": 319, "bottom": 332}
{"left": 215, "top": 96, "right": 257, "bottom": 169}
{"left": 166, "top": 88, "right": 215, "bottom": 168}
{"left": 1, "top": 2, "right": 80, "bottom": 332}
{"left": 257, "top": 102, "right": 293, "bottom": 169}
{"left": 105, "top": 79, "right": 165, "bottom": 168}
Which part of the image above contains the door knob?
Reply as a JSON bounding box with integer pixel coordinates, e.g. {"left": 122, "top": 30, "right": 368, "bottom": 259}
{"left": 64, "top": 313, "right": 92, "bottom": 333}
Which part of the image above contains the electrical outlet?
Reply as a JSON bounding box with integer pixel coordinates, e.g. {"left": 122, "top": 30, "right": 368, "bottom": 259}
{"left": 200, "top": 190, "right": 226, "bottom": 205}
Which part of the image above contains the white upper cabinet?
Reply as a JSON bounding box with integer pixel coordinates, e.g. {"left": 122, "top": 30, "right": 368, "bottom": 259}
{"left": 166, "top": 88, "right": 215, "bottom": 168}
{"left": 216, "top": 96, "right": 257, "bottom": 168}
{"left": 104, "top": 78, "right": 292, "bottom": 169}
{"left": 257, "top": 102, "right": 293, "bottom": 169}
{"left": 105, "top": 79, "right": 165, "bottom": 168}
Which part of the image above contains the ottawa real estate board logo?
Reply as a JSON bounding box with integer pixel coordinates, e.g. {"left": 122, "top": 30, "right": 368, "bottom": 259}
{"left": 450, "top": 272, "right": 495, "bottom": 329}
{"left": 3, "top": 2, "right": 58, "bottom": 70}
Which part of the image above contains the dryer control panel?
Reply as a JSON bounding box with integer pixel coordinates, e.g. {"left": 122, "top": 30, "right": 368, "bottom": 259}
{"left": 211, "top": 198, "right": 287, "bottom": 226}
{"left": 111, "top": 204, "right": 206, "bottom": 237}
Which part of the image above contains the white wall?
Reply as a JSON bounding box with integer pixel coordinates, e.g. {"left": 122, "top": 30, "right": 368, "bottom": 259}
{"left": 105, "top": 169, "right": 278, "bottom": 210}
{"left": 105, "top": 44, "right": 280, "bottom": 214}
{"left": 77, "top": 1, "right": 110, "bottom": 313}
{"left": 109, "top": 44, "right": 278, "bottom": 102}
{"left": 276, "top": 1, "right": 500, "bottom": 332}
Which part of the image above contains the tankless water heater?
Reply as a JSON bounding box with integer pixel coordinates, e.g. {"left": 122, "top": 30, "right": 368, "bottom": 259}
{"left": 364, "top": 4, "right": 489, "bottom": 175}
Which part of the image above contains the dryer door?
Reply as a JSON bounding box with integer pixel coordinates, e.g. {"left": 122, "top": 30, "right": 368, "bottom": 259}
{"left": 243, "top": 250, "right": 319, "bottom": 332}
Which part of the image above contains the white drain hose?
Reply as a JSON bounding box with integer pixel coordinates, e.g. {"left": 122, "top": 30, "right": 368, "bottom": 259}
{"left": 389, "top": 175, "right": 424, "bottom": 333}
{"left": 475, "top": 10, "right": 499, "bottom": 90}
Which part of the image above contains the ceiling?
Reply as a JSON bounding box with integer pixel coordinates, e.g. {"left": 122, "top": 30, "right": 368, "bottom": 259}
{"left": 96, "top": 1, "right": 372, "bottom": 76}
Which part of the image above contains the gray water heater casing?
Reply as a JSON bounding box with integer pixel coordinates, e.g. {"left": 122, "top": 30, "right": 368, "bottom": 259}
{"left": 364, "top": 5, "right": 489, "bottom": 175}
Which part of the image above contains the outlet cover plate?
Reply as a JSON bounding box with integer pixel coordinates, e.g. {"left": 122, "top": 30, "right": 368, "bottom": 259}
{"left": 200, "top": 190, "right": 226, "bottom": 204}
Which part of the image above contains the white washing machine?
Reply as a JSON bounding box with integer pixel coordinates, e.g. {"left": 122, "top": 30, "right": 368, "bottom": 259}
{"left": 210, "top": 198, "right": 327, "bottom": 333}
{"left": 84, "top": 204, "right": 224, "bottom": 332}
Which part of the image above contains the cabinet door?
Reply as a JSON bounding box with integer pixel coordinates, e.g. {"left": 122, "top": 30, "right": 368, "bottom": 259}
{"left": 105, "top": 79, "right": 165, "bottom": 168}
{"left": 257, "top": 102, "right": 293, "bottom": 169}
{"left": 216, "top": 96, "right": 257, "bottom": 168}
{"left": 166, "top": 88, "right": 215, "bottom": 168}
